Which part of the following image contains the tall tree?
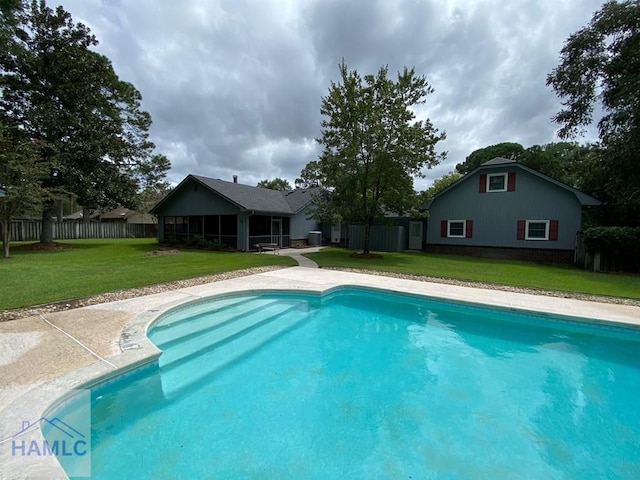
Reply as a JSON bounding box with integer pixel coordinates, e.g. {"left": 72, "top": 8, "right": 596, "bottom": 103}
{"left": 0, "top": 0, "right": 170, "bottom": 242}
{"left": 0, "top": 125, "right": 49, "bottom": 257}
{"left": 455, "top": 142, "right": 525, "bottom": 174}
{"left": 257, "top": 177, "right": 292, "bottom": 190}
{"left": 547, "top": 0, "right": 640, "bottom": 225}
{"left": 519, "top": 142, "right": 595, "bottom": 188}
{"left": 304, "top": 61, "right": 445, "bottom": 254}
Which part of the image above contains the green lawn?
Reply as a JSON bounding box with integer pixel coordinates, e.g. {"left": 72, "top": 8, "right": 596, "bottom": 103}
{"left": 305, "top": 248, "right": 640, "bottom": 300}
{"left": 0, "top": 238, "right": 296, "bottom": 310}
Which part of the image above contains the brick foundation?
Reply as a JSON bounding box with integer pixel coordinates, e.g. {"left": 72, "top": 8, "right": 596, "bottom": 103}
{"left": 290, "top": 238, "right": 309, "bottom": 248}
{"left": 425, "top": 244, "right": 575, "bottom": 264}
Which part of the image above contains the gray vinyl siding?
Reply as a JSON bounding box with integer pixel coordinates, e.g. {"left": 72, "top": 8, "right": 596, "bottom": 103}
{"left": 290, "top": 207, "right": 319, "bottom": 239}
{"left": 154, "top": 178, "right": 241, "bottom": 217}
{"left": 427, "top": 167, "right": 582, "bottom": 250}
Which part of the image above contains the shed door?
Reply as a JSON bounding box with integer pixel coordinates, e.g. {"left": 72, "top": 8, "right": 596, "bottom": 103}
{"left": 331, "top": 224, "right": 341, "bottom": 243}
{"left": 408, "top": 221, "right": 423, "bottom": 250}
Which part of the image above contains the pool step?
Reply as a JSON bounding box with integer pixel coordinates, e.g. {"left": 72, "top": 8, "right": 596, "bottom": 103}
{"left": 150, "top": 297, "right": 280, "bottom": 346}
{"left": 159, "top": 305, "right": 310, "bottom": 397}
{"left": 151, "top": 296, "right": 260, "bottom": 332}
{"left": 158, "top": 300, "right": 303, "bottom": 368}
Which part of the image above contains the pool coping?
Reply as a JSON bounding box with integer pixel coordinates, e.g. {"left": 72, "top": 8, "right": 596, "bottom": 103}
{"left": 1, "top": 266, "right": 639, "bottom": 479}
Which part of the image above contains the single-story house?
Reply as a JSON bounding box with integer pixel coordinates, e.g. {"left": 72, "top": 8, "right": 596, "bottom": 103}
{"left": 150, "top": 174, "right": 320, "bottom": 250}
{"left": 64, "top": 210, "right": 101, "bottom": 222}
{"left": 426, "top": 157, "right": 601, "bottom": 263}
{"left": 100, "top": 207, "right": 156, "bottom": 224}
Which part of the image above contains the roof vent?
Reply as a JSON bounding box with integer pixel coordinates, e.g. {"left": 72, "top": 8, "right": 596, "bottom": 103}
{"left": 233, "top": 175, "right": 238, "bottom": 184}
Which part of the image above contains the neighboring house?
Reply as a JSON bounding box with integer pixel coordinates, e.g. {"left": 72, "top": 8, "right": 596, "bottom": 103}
{"left": 150, "top": 175, "right": 320, "bottom": 250}
{"left": 100, "top": 207, "right": 156, "bottom": 224}
{"left": 64, "top": 210, "right": 101, "bottom": 222}
{"left": 426, "top": 157, "right": 600, "bottom": 263}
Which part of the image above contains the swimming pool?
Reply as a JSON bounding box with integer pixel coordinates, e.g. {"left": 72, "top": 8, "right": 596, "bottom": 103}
{"left": 49, "top": 287, "right": 640, "bottom": 479}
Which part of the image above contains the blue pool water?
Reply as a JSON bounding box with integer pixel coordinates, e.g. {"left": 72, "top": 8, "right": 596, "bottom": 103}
{"left": 52, "top": 288, "right": 640, "bottom": 479}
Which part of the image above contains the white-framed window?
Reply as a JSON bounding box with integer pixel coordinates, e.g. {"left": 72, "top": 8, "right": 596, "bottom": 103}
{"left": 487, "top": 173, "right": 507, "bottom": 192}
{"left": 525, "top": 220, "right": 549, "bottom": 240}
{"left": 448, "top": 220, "right": 466, "bottom": 238}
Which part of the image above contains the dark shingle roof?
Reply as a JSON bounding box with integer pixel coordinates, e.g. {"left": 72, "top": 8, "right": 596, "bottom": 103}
{"left": 149, "top": 174, "right": 315, "bottom": 215}
{"left": 281, "top": 188, "right": 318, "bottom": 213}
{"left": 192, "top": 175, "right": 294, "bottom": 213}
{"left": 482, "top": 157, "right": 517, "bottom": 166}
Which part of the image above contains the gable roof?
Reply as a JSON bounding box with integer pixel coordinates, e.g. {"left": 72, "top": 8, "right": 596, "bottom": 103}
{"left": 151, "top": 174, "right": 316, "bottom": 215}
{"left": 428, "top": 157, "right": 601, "bottom": 207}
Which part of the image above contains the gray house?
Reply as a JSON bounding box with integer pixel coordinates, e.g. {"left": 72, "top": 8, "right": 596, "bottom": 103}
{"left": 150, "top": 175, "right": 319, "bottom": 250}
{"left": 426, "top": 158, "right": 600, "bottom": 263}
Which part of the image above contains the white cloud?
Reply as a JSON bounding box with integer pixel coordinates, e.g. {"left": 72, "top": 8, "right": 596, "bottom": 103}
{"left": 61, "top": 0, "right": 603, "bottom": 191}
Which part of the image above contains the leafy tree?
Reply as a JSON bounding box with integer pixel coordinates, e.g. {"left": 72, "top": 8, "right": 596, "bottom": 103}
{"left": 303, "top": 61, "right": 445, "bottom": 254}
{"left": 257, "top": 177, "right": 292, "bottom": 190}
{"left": 546, "top": 0, "right": 640, "bottom": 225}
{"left": 0, "top": 126, "right": 49, "bottom": 258}
{"left": 0, "top": 0, "right": 170, "bottom": 242}
{"left": 136, "top": 180, "right": 172, "bottom": 214}
{"left": 455, "top": 142, "right": 524, "bottom": 174}
{"left": 295, "top": 161, "right": 326, "bottom": 189}
{"left": 519, "top": 142, "right": 595, "bottom": 188}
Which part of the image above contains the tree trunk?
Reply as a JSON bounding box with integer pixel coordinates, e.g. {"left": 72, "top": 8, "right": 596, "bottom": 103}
{"left": 363, "top": 219, "right": 373, "bottom": 254}
{"left": 56, "top": 197, "right": 64, "bottom": 223}
{"left": 2, "top": 221, "right": 10, "bottom": 258}
{"left": 83, "top": 207, "right": 91, "bottom": 223}
{"left": 40, "top": 205, "right": 55, "bottom": 243}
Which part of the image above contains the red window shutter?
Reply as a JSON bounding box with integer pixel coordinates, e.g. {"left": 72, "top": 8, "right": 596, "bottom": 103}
{"left": 465, "top": 220, "right": 473, "bottom": 238}
{"left": 440, "top": 220, "right": 448, "bottom": 238}
{"left": 507, "top": 172, "right": 516, "bottom": 191}
{"left": 479, "top": 174, "right": 487, "bottom": 193}
{"left": 517, "top": 220, "right": 525, "bottom": 240}
{"left": 549, "top": 220, "right": 559, "bottom": 241}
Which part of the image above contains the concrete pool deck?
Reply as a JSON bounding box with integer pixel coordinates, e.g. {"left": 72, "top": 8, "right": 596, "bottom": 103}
{"left": 1, "top": 266, "right": 640, "bottom": 478}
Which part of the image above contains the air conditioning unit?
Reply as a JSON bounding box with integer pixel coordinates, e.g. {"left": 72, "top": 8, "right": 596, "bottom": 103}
{"left": 308, "top": 231, "right": 322, "bottom": 246}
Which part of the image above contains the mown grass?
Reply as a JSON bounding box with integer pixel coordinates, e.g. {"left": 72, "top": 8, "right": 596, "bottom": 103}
{"left": 0, "top": 238, "right": 296, "bottom": 310}
{"left": 305, "top": 248, "right": 640, "bottom": 300}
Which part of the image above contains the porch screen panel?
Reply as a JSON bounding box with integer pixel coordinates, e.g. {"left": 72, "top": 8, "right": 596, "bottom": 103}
{"left": 220, "top": 214, "right": 237, "bottom": 248}
{"left": 203, "top": 215, "right": 220, "bottom": 235}
{"left": 249, "top": 215, "right": 271, "bottom": 235}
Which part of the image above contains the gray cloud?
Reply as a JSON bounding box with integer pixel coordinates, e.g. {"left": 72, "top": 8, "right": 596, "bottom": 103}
{"left": 61, "top": 0, "right": 603, "bottom": 190}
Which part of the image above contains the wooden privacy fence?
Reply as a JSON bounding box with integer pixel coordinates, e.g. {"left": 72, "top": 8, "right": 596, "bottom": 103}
{"left": 9, "top": 222, "right": 157, "bottom": 241}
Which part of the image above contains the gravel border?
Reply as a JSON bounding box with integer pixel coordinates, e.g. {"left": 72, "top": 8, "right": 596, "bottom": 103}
{"left": 2, "top": 265, "right": 638, "bottom": 322}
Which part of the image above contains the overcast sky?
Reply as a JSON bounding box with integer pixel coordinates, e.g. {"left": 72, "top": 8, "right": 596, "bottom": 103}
{"left": 60, "top": 0, "right": 602, "bottom": 191}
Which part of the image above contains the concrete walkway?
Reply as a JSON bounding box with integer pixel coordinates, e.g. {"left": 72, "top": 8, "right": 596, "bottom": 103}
{"left": 256, "top": 245, "right": 321, "bottom": 267}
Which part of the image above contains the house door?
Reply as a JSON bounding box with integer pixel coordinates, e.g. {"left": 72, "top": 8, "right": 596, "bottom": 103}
{"left": 408, "top": 221, "right": 423, "bottom": 250}
{"left": 271, "top": 219, "right": 281, "bottom": 246}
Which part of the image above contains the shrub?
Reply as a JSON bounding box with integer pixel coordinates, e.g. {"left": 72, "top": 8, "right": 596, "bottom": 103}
{"left": 582, "top": 226, "right": 640, "bottom": 272}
